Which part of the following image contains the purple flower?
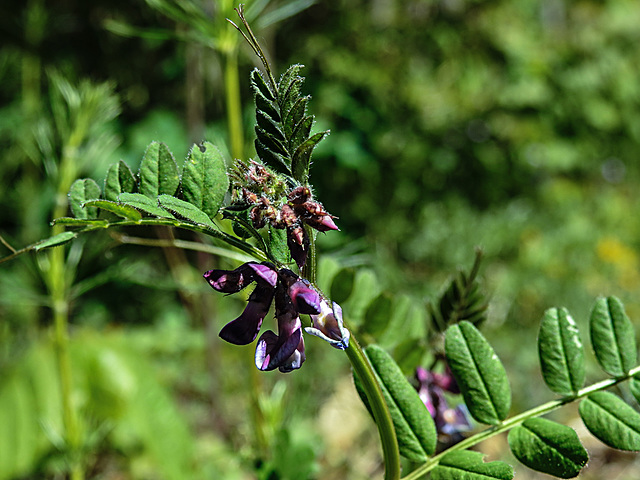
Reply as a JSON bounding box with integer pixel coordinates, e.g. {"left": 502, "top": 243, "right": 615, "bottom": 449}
{"left": 205, "top": 262, "right": 345, "bottom": 372}
{"left": 416, "top": 366, "right": 472, "bottom": 439}
{"left": 306, "top": 298, "right": 350, "bottom": 350}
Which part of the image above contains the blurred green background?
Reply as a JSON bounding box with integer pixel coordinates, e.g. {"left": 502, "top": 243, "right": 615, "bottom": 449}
{"left": 1, "top": 0, "right": 640, "bottom": 478}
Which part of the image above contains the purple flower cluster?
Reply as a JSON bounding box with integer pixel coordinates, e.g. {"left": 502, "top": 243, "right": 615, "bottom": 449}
{"left": 204, "top": 262, "right": 349, "bottom": 372}
{"left": 415, "top": 364, "right": 472, "bottom": 443}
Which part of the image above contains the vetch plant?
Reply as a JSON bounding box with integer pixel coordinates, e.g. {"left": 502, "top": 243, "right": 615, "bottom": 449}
{"left": 4, "top": 6, "right": 640, "bottom": 480}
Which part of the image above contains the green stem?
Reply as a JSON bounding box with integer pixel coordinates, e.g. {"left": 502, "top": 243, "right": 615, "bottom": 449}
{"left": 346, "top": 335, "right": 401, "bottom": 480}
{"left": 402, "top": 365, "right": 640, "bottom": 480}
{"left": 224, "top": 48, "right": 244, "bottom": 160}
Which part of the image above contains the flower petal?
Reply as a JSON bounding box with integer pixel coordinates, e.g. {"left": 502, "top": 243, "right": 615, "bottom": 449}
{"left": 255, "top": 327, "right": 303, "bottom": 371}
{"left": 288, "top": 279, "right": 322, "bottom": 315}
{"left": 203, "top": 262, "right": 258, "bottom": 293}
{"left": 218, "top": 285, "right": 274, "bottom": 345}
{"left": 248, "top": 262, "right": 278, "bottom": 286}
{"left": 306, "top": 300, "right": 350, "bottom": 350}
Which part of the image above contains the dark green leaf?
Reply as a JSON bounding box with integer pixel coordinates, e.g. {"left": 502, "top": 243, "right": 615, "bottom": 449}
{"left": 250, "top": 68, "right": 275, "bottom": 101}
{"left": 118, "top": 193, "right": 174, "bottom": 218}
{"left": 138, "top": 141, "right": 180, "bottom": 198}
{"left": 538, "top": 307, "right": 585, "bottom": 395}
{"left": 255, "top": 127, "right": 289, "bottom": 157}
{"left": 256, "top": 110, "right": 286, "bottom": 142}
{"left": 182, "top": 142, "right": 229, "bottom": 220}
{"left": 157, "top": 194, "right": 215, "bottom": 229}
{"left": 579, "top": 391, "right": 640, "bottom": 451}
{"left": 445, "top": 321, "right": 511, "bottom": 425}
{"left": 255, "top": 90, "right": 281, "bottom": 122}
{"left": 104, "top": 160, "right": 136, "bottom": 201}
{"left": 508, "top": 417, "right": 588, "bottom": 478}
{"left": 281, "top": 76, "right": 304, "bottom": 121}
{"left": 255, "top": 139, "right": 288, "bottom": 171}
{"left": 34, "top": 231, "right": 77, "bottom": 251}
{"left": 355, "top": 345, "right": 437, "bottom": 461}
{"left": 68, "top": 178, "right": 101, "bottom": 218}
{"left": 589, "top": 296, "right": 637, "bottom": 376}
{"left": 290, "top": 115, "right": 314, "bottom": 152}
{"left": 431, "top": 450, "right": 514, "bottom": 480}
{"left": 392, "top": 337, "right": 427, "bottom": 375}
{"left": 330, "top": 268, "right": 355, "bottom": 305}
{"left": 83, "top": 200, "right": 142, "bottom": 221}
{"left": 291, "top": 130, "right": 329, "bottom": 183}
{"left": 362, "top": 293, "right": 393, "bottom": 338}
{"left": 277, "top": 64, "right": 304, "bottom": 110}
{"left": 267, "top": 226, "right": 289, "bottom": 264}
{"left": 283, "top": 95, "right": 309, "bottom": 139}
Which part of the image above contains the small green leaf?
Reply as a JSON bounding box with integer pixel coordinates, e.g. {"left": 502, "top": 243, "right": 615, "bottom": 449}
{"left": 290, "top": 115, "right": 314, "bottom": 152}
{"left": 579, "top": 391, "right": 640, "bottom": 451}
{"left": 139, "top": 141, "right": 180, "bottom": 198}
{"left": 118, "top": 193, "right": 174, "bottom": 218}
{"left": 182, "top": 142, "right": 229, "bottom": 220}
{"left": 255, "top": 139, "right": 288, "bottom": 172}
{"left": 445, "top": 321, "right": 511, "bottom": 425}
{"left": 362, "top": 293, "right": 393, "bottom": 338}
{"left": 267, "top": 226, "right": 289, "bottom": 264}
{"left": 283, "top": 96, "right": 309, "bottom": 139}
{"left": 291, "top": 130, "right": 329, "bottom": 183}
{"left": 104, "top": 160, "right": 136, "bottom": 201}
{"left": 157, "top": 194, "right": 215, "bottom": 229}
{"left": 431, "top": 450, "right": 514, "bottom": 480}
{"left": 538, "top": 307, "right": 585, "bottom": 395}
{"left": 277, "top": 64, "right": 303, "bottom": 109}
{"left": 355, "top": 345, "right": 437, "bottom": 461}
{"left": 590, "top": 296, "right": 637, "bottom": 376}
{"left": 281, "top": 76, "right": 304, "bottom": 120}
{"left": 52, "top": 217, "right": 109, "bottom": 227}
{"left": 250, "top": 68, "right": 275, "bottom": 101}
{"left": 630, "top": 376, "right": 640, "bottom": 404}
{"left": 34, "top": 231, "right": 77, "bottom": 251}
{"left": 68, "top": 178, "right": 101, "bottom": 218}
{"left": 255, "top": 91, "right": 281, "bottom": 122}
{"left": 83, "top": 200, "right": 142, "bottom": 221}
{"left": 508, "top": 417, "right": 588, "bottom": 478}
{"left": 255, "top": 127, "right": 289, "bottom": 157}
{"left": 256, "top": 110, "right": 286, "bottom": 142}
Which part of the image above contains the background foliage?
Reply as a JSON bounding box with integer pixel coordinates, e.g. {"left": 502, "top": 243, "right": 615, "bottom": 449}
{"left": 1, "top": 0, "right": 640, "bottom": 478}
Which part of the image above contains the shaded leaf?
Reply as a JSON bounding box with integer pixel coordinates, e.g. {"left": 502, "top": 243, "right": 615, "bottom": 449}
{"left": 538, "top": 307, "right": 585, "bottom": 395}
{"left": 277, "top": 64, "right": 304, "bottom": 111}
{"left": 589, "top": 296, "right": 637, "bottom": 377}
{"left": 250, "top": 68, "right": 275, "bottom": 101}
{"left": 361, "top": 292, "right": 393, "bottom": 338}
{"left": 291, "top": 130, "right": 329, "bottom": 183}
{"left": 267, "top": 226, "right": 290, "bottom": 264}
{"left": 508, "top": 417, "right": 588, "bottom": 478}
{"left": 445, "top": 321, "right": 511, "bottom": 425}
{"left": 182, "top": 142, "right": 229, "bottom": 220}
{"left": 431, "top": 450, "right": 514, "bottom": 480}
{"left": 255, "top": 126, "right": 289, "bottom": 156}
{"left": 33, "top": 231, "right": 77, "bottom": 251}
{"left": 579, "top": 391, "right": 640, "bottom": 451}
{"left": 138, "top": 141, "right": 180, "bottom": 198}
{"left": 104, "top": 160, "right": 136, "bottom": 201}
{"left": 69, "top": 178, "right": 101, "bottom": 218}
{"left": 256, "top": 110, "right": 286, "bottom": 142}
{"left": 290, "top": 115, "right": 314, "bottom": 152}
{"left": 255, "top": 139, "right": 288, "bottom": 171}
{"left": 118, "top": 192, "right": 174, "bottom": 218}
{"left": 157, "top": 194, "right": 215, "bottom": 229}
{"left": 354, "top": 345, "right": 436, "bottom": 462}
{"left": 283, "top": 95, "right": 309, "bottom": 139}
{"left": 255, "top": 90, "right": 280, "bottom": 122}
{"left": 83, "top": 200, "right": 142, "bottom": 221}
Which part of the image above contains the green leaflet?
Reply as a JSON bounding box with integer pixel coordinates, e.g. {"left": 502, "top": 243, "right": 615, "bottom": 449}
{"left": 138, "top": 141, "right": 180, "bottom": 198}
{"left": 508, "top": 417, "right": 588, "bottom": 478}
{"left": 445, "top": 321, "right": 511, "bottom": 425}
{"left": 538, "top": 307, "right": 585, "bottom": 395}
{"left": 361, "top": 292, "right": 393, "bottom": 338}
{"left": 431, "top": 450, "right": 514, "bottom": 480}
{"left": 157, "top": 194, "right": 216, "bottom": 229}
{"left": 283, "top": 95, "right": 309, "bottom": 140}
{"left": 589, "top": 296, "right": 637, "bottom": 377}
{"left": 83, "top": 200, "right": 142, "bottom": 221}
{"left": 579, "top": 391, "right": 640, "bottom": 451}
{"left": 292, "top": 130, "right": 329, "bottom": 184}
{"left": 354, "top": 344, "right": 436, "bottom": 462}
{"left": 267, "top": 226, "right": 289, "bottom": 264}
{"left": 250, "top": 68, "right": 275, "bottom": 101}
{"left": 181, "top": 142, "right": 229, "bottom": 221}
{"left": 33, "top": 231, "right": 78, "bottom": 251}
{"left": 118, "top": 192, "right": 174, "bottom": 219}
{"left": 277, "top": 64, "right": 304, "bottom": 114}
{"left": 68, "top": 178, "right": 101, "bottom": 218}
{"left": 104, "top": 160, "right": 136, "bottom": 201}
{"left": 53, "top": 217, "right": 109, "bottom": 227}
{"left": 631, "top": 376, "right": 640, "bottom": 404}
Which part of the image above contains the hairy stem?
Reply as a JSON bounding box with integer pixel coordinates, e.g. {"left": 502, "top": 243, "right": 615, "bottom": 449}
{"left": 346, "top": 335, "right": 401, "bottom": 480}
{"left": 402, "top": 364, "right": 640, "bottom": 480}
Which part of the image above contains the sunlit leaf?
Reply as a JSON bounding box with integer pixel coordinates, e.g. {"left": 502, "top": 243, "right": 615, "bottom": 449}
{"left": 291, "top": 130, "right": 329, "bottom": 183}
{"left": 118, "top": 192, "right": 174, "bottom": 218}
{"left": 267, "top": 226, "right": 289, "bottom": 264}
{"left": 33, "top": 231, "right": 77, "bottom": 251}
{"left": 445, "top": 321, "right": 511, "bottom": 425}
{"left": 69, "top": 178, "right": 101, "bottom": 218}
{"left": 104, "top": 160, "right": 136, "bottom": 201}
{"left": 579, "top": 391, "right": 640, "bottom": 451}
{"left": 589, "top": 296, "right": 637, "bottom": 376}
{"left": 354, "top": 344, "right": 436, "bottom": 462}
{"left": 181, "top": 142, "right": 229, "bottom": 220}
{"left": 538, "top": 307, "right": 585, "bottom": 395}
{"left": 83, "top": 199, "right": 142, "bottom": 221}
{"left": 138, "top": 141, "right": 180, "bottom": 198}
{"left": 431, "top": 450, "right": 514, "bottom": 480}
{"left": 157, "top": 194, "right": 215, "bottom": 229}
{"left": 508, "top": 417, "right": 588, "bottom": 478}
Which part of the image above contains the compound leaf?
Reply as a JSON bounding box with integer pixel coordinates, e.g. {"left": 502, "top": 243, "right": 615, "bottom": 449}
{"left": 579, "top": 391, "right": 640, "bottom": 451}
